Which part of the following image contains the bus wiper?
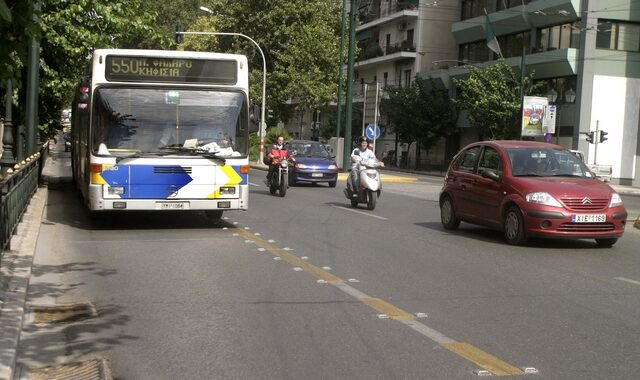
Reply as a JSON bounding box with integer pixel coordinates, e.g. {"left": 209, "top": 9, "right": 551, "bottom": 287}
{"left": 193, "top": 149, "right": 227, "bottom": 164}
{"left": 115, "top": 153, "right": 144, "bottom": 162}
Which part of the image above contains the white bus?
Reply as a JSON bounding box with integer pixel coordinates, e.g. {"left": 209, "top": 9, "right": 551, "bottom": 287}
{"left": 71, "top": 49, "right": 250, "bottom": 219}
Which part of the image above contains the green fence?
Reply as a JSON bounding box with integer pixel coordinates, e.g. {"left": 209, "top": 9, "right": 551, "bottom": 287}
{"left": 0, "top": 143, "right": 48, "bottom": 251}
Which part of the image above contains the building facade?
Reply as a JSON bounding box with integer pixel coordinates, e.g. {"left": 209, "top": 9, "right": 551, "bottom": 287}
{"left": 428, "top": 0, "right": 640, "bottom": 185}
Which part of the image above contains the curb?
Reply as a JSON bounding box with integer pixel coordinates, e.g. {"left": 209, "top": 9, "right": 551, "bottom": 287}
{"left": 0, "top": 187, "right": 47, "bottom": 380}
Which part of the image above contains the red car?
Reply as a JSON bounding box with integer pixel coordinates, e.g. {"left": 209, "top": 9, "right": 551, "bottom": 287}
{"left": 439, "top": 140, "right": 627, "bottom": 247}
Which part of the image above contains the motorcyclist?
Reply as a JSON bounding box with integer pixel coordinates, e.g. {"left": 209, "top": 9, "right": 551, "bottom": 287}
{"left": 349, "top": 136, "right": 383, "bottom": 192}
{"left": 266, "top": 135, "right": 290, "bottom": 184}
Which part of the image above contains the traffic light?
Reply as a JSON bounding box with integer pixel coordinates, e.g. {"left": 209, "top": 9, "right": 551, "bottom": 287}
{"left": 585, "top": 131, "right": 595, "bottom": 144}
{"left": 599, "top": 130, "right": 608, "bottom": 143}
{"left": 174, "top": 24, "right": 183, "bottom": 44}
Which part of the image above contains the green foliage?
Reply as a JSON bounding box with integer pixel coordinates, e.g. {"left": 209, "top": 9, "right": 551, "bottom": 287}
{"left": 381, "top": 77, "right": 458, "bottom": 152}
{"left": 248, "top": 127, "right": 292, "bottom": 162}
{"left": 196, "top": 0, "right": 344, "bottom": 123}
{"left": 1, "top": 0, "right": 171, "bottom": 142}
{"left": 453, "top": 59, "right": 543, "bottom": 140}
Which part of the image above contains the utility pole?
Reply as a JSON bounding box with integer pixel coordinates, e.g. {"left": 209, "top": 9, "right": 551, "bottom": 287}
{"left": 1, "top": 80, "right": 15, "bottom": 177}
{"left": 342, "top": 0, "right": 357, "bottom": 170}
{"left": 361, "top": 83, "right": 368, "bottom": 136}
{"left": 336, "top": 0, "right": 347, "bottom": 138}
{"left": 24, "top": 1, "right": 41, "bottom": 158}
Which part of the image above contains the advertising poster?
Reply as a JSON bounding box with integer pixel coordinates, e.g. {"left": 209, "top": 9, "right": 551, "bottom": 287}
{"left": 521, "top": 96, "right": 548, "bottom": 137}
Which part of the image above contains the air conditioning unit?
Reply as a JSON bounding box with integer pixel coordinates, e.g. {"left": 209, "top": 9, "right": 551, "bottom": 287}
{"left": 397, "top": 22, "right": 407, "bottom": 31}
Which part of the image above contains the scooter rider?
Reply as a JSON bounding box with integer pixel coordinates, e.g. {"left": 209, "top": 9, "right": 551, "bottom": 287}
{"left": 266, "top": 135, "right": 289, "bottom": 183}
{"left": 349, "top": 136, "right": 383, "bottom": 192}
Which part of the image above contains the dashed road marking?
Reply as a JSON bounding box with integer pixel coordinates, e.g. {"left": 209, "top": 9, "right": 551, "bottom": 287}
{"left": 332, "top": 205, "right": 388, "bottom": 220}
{"left": 614, "top": 277, "right": 640, "bottom": 286}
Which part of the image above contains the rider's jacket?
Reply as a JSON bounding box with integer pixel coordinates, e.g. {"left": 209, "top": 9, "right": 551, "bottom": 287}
{"left": 350, "top": 147, "right": 376, "bottom": 168}
{"left": 268, "top": 145, "right": 289, "bottom": 164}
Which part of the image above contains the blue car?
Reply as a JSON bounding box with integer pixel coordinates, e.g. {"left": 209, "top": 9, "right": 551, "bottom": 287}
{"left": 285, "top": 140, "right": 339, "bottom": 187}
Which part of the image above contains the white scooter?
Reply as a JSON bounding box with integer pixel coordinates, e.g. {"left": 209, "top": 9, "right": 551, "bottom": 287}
{"left": 344, "top": 157, "right": 382, "bottom": 210}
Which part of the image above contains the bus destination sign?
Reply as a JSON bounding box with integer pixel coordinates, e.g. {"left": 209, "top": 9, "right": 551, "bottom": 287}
{"left": 105, "top": 56, "right": 237, "bottom": 84}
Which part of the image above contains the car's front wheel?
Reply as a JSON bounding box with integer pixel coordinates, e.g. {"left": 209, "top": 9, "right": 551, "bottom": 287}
{"left": 440, "top": 195, "right": 460, "bottom": 230}
{"left": 504, "top": 206, "right": 527, "bottom": 245}
{"left": 595, "top": 238, "right": 617, "bottom": 247}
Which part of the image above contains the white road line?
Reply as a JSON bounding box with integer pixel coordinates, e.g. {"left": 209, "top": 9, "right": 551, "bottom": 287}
{"left": 333, "top": 205, "right": 388, "bottom": 220}
{"left": 614, "top": 277, "right": 640, "bottom": 286}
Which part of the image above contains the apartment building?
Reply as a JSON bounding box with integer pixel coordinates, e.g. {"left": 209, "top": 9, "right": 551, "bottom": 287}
{"left": 427, "top": 0, "right": 640, "bottom": 185}
{"left": 353, "top": 0, "right": 459, "bottom": 168}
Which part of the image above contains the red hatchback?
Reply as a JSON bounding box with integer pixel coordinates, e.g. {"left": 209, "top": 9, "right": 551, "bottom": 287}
{"left": 439, "top": 140, "right": 627, "bottom": 246}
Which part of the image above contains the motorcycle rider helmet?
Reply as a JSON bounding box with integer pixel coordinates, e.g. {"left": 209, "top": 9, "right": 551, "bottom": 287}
{"left": 358, "top": 136, "right": 369, "bottom": 144}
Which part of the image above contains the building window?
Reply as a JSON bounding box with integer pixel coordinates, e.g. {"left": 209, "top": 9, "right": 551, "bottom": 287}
{"left": 404, "top": 70, "right": 412, "bottom": 87}
{"left": 497, "top": 31, "right": 531, "bottom": 58}
{"left": 461, "top": 0, "right": 489, "bottom": 21}
{"left": 537, "top": 22, "right": 581, "bottom": 52}
{"left": 383, "top": 72, "right": 388, "bottom": 87}
{"left": 596, "top": 20, "right": 640, "bottom": 52}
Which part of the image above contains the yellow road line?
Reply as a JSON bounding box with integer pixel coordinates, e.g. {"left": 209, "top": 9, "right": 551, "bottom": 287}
{"left": 361, "top": 297, "right": 415, "bottom": 320}
{"left": 235, "top": 228, "right": 342, "bottom": 284}
{"left": 443, "top": 342, "right": 525, "bottom": 376}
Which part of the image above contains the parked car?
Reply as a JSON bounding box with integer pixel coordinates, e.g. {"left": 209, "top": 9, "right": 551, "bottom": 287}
{"left": 285, "top": 140, "right": 339, "bottom": 187}
{"left": 439, "top": 140, "right": 627, "bottom": 247}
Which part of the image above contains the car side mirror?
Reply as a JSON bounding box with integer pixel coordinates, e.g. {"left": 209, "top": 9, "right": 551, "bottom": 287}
{"left": 480, "top": 168, "right": 501, "bottom": 182}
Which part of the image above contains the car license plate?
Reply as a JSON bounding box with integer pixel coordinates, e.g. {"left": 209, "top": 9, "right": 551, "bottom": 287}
{"left": 311, "top": 173, "right": 323, "bottom": 177}
{"left": 572, "top": 214, "right": 605, "bottom": 223}
{"left": 158, "top": 202, "right": 189, "bottom": 210}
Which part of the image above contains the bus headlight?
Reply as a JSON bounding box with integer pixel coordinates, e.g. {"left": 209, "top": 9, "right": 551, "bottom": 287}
{"left": 219, "top": 187, "right": 236, "bottom": 195}
{"left": 108, "top": 186, "right": 125, "bottom": 195}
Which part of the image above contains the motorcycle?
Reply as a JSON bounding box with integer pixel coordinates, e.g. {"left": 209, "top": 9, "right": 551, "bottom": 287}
{"left": 344, "top": 157, "right": 382, "bottom": 210}
{"left": 267, "top": 155, "right": 294, "bottom": 197}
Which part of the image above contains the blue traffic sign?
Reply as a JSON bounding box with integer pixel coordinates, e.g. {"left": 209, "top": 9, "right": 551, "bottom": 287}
{"left": 365, "top": 124, "right": 380, "bottom": 140}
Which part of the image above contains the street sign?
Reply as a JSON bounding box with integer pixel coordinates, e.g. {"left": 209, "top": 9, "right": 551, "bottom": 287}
{"left": 365, "top": 123, "right": 380, "bottom": 140}
{"left": 543, "top": 104, "right": 556, "bottom": 134}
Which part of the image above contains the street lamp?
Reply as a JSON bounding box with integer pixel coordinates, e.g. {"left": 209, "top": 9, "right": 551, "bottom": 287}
{"left": 546, "top": 88, "right": 558, "bottom": 104}
{"left": 188, "top": 7, "right": 267, "bottom": 164}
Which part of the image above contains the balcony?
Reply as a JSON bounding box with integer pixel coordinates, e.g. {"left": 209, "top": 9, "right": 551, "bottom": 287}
{"left": 452, "top": 0, "right": 580, "bottom": 45}
{"left": 355, "top": 41, "right": 417, "bottom": 70}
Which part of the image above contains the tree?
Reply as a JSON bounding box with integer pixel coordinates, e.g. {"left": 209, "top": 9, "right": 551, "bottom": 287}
{"left": 192, "top": 0, "right": 344, "bottom": 125}
{"left": 1, "top": 1, "right": 170, "bottom": 142}
{"left": 381, "top": 77, "right": 458, "bottom": 168}
{"left": 453, "top": 59, "right": 543, "bottom": 140}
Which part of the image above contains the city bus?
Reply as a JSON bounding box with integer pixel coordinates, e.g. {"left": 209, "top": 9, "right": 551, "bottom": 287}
{"left": 70, "top": 49, "right": 250, "bottom": 219}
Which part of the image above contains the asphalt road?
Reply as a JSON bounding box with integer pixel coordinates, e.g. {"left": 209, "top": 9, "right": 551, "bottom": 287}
{"left": 11, "top": 143, "right": 640, "bottom": 380}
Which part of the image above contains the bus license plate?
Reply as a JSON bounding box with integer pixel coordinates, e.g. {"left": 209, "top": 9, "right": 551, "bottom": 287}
{"left": 572, "top": 214, "right": 605, "bottom": 223}
{"left": 159, "top": 202, "right": 189, "bottom": 210}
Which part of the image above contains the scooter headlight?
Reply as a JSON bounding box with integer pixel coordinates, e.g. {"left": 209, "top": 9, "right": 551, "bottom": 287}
{"left": 280, "top": 160, "right": 288, "bottom": 168}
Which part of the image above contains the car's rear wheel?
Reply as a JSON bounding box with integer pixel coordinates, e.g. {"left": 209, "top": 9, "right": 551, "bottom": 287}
{"left": 504, "top": 206, "right": 527, "bottom": 245}
{"left": 440, "top": 195, "right": 460, "bottom": 230}
{"left": 595, "top": 238, "right": 617, "bottom": 247}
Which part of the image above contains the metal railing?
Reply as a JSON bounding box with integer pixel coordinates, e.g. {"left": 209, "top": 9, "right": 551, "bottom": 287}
{"left": 1, "top": 142, "right": 48, "bottom": 251}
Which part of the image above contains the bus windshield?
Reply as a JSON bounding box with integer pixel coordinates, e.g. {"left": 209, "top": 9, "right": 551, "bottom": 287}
{"left": 91, "top": 87, "right": 248, "bottom": 157}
